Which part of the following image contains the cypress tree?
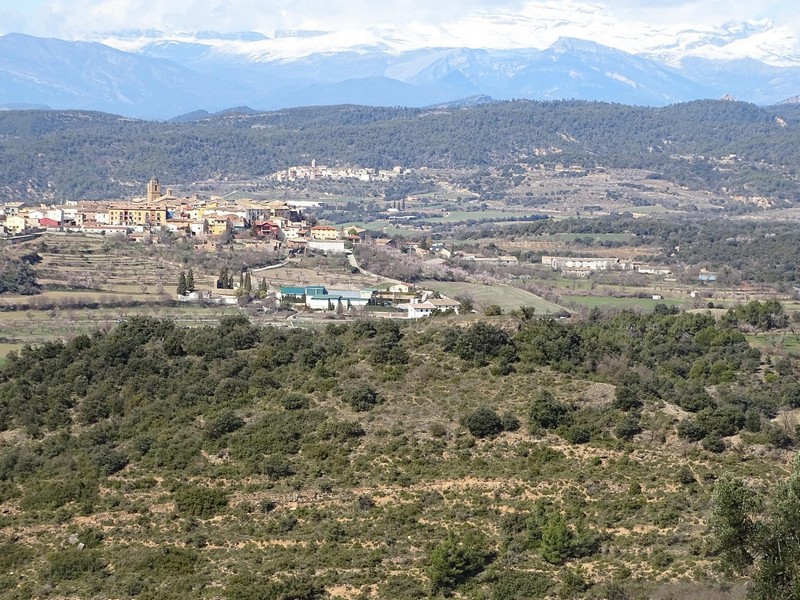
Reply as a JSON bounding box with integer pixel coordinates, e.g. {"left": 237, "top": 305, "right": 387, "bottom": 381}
{"left": 177, "top": 271, "right": 187, "bottom": 296}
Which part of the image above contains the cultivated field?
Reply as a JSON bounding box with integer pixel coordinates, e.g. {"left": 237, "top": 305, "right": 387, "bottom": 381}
{"left": 417, "top": 280, "right": 568, "bottom": 314}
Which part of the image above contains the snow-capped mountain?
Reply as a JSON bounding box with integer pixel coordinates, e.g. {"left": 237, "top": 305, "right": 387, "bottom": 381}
{"left": 87, "top": 8, "right": 800, "bottom": 68}
{"left": 0, "top": 13, "right": 799, "bottom": 119}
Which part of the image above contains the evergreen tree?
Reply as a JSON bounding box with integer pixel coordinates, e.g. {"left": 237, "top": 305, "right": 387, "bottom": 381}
{"left": 177, "top": 271, "right": 187, "bottom": 296}
{"left": 540, "top": 513, "right": 574, "bottom": 565}
{"left": 427, "top": 532, "right": 491, "bottom": 595}
{"left": 186, "top": 268, "right": 195, "bottom": 293}
{"left": 255, "top": 277, "right": 268, "bottom": 299}
{"left": 710, "top": 460, "right": 800, "bottom": 599}
{"left": 244, "top": 272, "right": 252, "bottom": 293}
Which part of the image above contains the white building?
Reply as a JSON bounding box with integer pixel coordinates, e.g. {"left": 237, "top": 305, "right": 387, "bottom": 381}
{"left": 307, "top": 239, "right": 347, "bottom": 254}
{"left": 407, "top": 297, "right": 460, "bottom": 319}
{"left": 407, "top": 301, "right": 437, "bottom": 319}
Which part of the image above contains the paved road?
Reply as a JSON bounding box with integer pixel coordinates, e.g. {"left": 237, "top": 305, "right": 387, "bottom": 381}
{"left": 251, "top": 258, "right": 290, "bottom": 273}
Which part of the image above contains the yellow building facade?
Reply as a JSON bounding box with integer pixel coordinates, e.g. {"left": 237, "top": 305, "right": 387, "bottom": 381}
{"left": 109, "top": 206, "right": 168, "bottom": 227}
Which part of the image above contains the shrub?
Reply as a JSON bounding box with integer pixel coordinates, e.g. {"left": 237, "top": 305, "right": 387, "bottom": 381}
{"left": 613, "top": 373, "right": 644, "bottom": 411}
{"left": 281, "top": 393, "right": 310, "bottom": 410}
{"left": 463, "top": 407, "right": 503, "bottom": 438}
{"left": 452, "top": 322, "right": 513, "bottom": 365}
{"left": 701, "top": 434, "right": 726, "bottom": 453}
{"left": 260, "top": 455, "right": 295, "bottom": 480}
{"left": 489, "top": 570, "right": 552, "bottom": 599}
{"left": 676, "top": 465, "right": 697, "bottom": 485}
{"left": 226, "top": 574, "right": 326, "bottom": 600}
{"left": 677, "top": 419, "right": 707, "bottom": 442}
{"left": 88, "top": 445, "right": 128, "bottom": 476}
{"left": 428, "top": 532, "right": 493, "bottom": 595}
{"left": 501, "top": 411, "right": 521, "bottom": 432}
{"left": 560, "top": 424, "right": 592, "bottom": 444}
{"left": 48, "top": 548, "right": 105, "bottom": 581}
{"left": 344, "top": 383, "right": 381, "bottom": 412}
{"left": 0, "top": 541, "right": 33, "bottom": 572}
{"left": 380, "top": 575, "right": 428, "bottom": 599}
{"left": 20, "top": 478, "right": 98, "bottom": 511}
{"left": 614, "top": 414, "right": 642, "bottom": 440}
{"left": 484, "top": 304, "right": 503, "bottom": 316}
{"left": 429, "top": 422, "right": 448, "bottom": 438}
{"left": 173, "top": 485, "right": 229, "bottom": 518}
{"left": 529, "top": 389, "right": 570, "bottom": 431}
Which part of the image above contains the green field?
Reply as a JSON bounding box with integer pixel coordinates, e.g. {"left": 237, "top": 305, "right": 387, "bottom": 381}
{"left": 424, "top": 210, "right": 539, "bottom": 223}
{"left": 0, "top": 342, "right": 24, "bottom": 364}
{"left": 418, "top": 280, "right": 568, "bottom": 314}
{"left": 561, "top": 294, "right": 687, "bottom": 311}
{"left": 746, "top": 332, "right": 800, "bottom": 354}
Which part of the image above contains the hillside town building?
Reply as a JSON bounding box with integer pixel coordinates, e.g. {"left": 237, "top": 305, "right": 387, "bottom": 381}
{"left": 0, "top": 179, "right": 345, "bottom": 249}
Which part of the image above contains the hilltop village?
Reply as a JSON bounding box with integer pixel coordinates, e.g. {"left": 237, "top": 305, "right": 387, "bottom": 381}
{"left": 0, "top": 178, "right": 476, "bottom": 318}
{"left": 0, "top": 178, "right": 340, "bottom": 250}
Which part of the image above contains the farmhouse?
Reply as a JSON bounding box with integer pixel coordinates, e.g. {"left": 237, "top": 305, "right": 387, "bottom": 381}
{"left": 310, "top": 225, "right": 340, "bottom": 240}
{"left": 407, "top": 301, "right": 437, "bottom": 319}
{"left": 407, "top": 297, "right": 460, "bottom": 319}
{"left": 542, "top": 256, "right": 633, "bottom": 272}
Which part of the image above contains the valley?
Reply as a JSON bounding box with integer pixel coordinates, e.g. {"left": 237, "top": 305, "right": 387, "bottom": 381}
{"left": 1, "top": 100, "right": 800, "bottom": 599}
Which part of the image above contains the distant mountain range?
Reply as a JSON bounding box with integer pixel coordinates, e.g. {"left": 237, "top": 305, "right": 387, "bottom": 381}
{"left": 1, "top": 26, "right": 800, "bottom": 119}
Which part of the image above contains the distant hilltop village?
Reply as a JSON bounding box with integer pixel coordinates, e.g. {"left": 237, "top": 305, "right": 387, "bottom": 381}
{"left": 0, "top": 177, "right": 352, "bottom": 253}
{"left": 269, "top": 160, "right": 408, "bottom": 183}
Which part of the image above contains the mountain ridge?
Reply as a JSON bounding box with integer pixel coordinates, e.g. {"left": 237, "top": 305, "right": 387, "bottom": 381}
{"left": 0, "top": 31, "right": 799, "bottom": 119}
{"left": 0, "top": 98, "right": 799, "bottom": 202}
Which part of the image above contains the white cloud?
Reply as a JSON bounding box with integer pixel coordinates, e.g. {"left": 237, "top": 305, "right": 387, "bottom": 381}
{"left": 16, "top": 0, "right": 532, "bottom": 37}
{"left": 1, "top": 0, "right": 797, "bottom": 59}
{"left": 598, "top": 0, "right": 791, "bottom": 28}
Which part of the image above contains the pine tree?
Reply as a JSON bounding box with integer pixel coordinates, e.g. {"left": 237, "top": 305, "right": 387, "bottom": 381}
{"left": 244, "top": 272, "right": 252, "bottom": 293}
{"left": 540, "top": 513, "right": 574, "bottom": 565}
{"left": 177, "top": 271, "right": 188, "bottom": 296}
{"left": 186, "top": 268, "right": 195, "bottom": 293}
{"left": 709, "top": 459, "right": 800, "bottom": 599}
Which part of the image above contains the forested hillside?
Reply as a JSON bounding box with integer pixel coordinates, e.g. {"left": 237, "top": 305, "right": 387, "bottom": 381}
{"left": 0, "top": 99, "right": 799, "bottom": 201}
{"left": 0, "top": 309, "right": 798, "bottom": 599}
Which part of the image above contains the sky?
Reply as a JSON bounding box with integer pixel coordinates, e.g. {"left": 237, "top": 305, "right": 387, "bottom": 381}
{"left": 0, "top": 0, "right": 797, "bottom": 45}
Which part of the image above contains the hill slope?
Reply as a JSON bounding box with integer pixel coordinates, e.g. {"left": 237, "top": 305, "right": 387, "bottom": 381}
{"left": 0, "top": 310, "right": 796, "bottom": 598}
{"left": 1, "top": 99, "right": 800, "bottom": 203}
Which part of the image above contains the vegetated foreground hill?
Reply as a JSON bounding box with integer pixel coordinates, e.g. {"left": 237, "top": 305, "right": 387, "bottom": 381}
{"left": 0, "top": 307, "right": 798, "bottom": 599}
{"left": 0, "top": 99, "right": 799, "bottom": 202}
